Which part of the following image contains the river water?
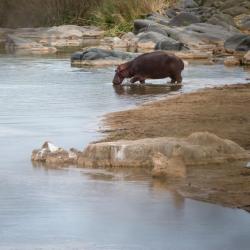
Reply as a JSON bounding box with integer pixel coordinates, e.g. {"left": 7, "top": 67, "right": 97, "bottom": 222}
{"left": 0, "top": 55, "right": 249, "bottom": 250}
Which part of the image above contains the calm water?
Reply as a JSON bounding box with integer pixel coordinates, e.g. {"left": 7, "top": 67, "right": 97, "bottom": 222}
{"left": 0, "top": 55, "right": 249, "bottom": 250}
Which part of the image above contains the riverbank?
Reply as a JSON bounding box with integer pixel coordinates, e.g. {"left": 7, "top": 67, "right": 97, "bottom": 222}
{"left": 102, "top": 83, "right": 250, "bottom": 211}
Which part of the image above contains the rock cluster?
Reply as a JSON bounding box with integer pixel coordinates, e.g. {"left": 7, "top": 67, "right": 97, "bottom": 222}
{"left": 72, "top": 0, "right": 250, "bottom": 66}
{"left": 31, "top": 141, "right": 80, "bottom": 166}
{"left": 1, "top": 25, "right": 104, "bottom": 54}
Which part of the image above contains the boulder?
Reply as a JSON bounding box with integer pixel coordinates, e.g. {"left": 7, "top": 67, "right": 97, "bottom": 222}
{"left": 222, "top": 6, "right": 249, "bottom": 17}
{"left": 71, "top": 48, "right": 137, "bottom": 66}
{"left": 5, "top": 34, "right": 57, "bottom": 54}
{"left": 137, "top": 31, "right": 169, "bottom": 44}
{"left": 224, "top": 56, "right": 241, "bottom": 66}
{"left": 31, "top": 142, "right": 80, "bottom": 165}
{"left": 100, "top": 36, "right": 128, "bottom": 49}
{"left": 207, "top": 13, "right": 236, "bottom": 29}
{"left": 224, "top": 34, "right": 250, "bottom": 51}
{"left": 146, "top": 13, "right": 170, "bottom": 26}
{"left": 77, "top": 132, "right": 250, "bottom": 168}
{"left": 169, "top": 12, "right": 201, "bottom": 26}
{"left": 155, "top": 38, "right": 184, "bottom": 51}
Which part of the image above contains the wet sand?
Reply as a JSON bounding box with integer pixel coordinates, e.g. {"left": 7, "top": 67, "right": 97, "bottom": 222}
{"left": 102, "top": 83, "right": 250, "bottom": 211}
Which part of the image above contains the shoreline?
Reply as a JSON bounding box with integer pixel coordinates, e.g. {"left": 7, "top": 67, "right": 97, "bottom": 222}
{"left": 101, "top": 83, "right": 250, "bottom": 212}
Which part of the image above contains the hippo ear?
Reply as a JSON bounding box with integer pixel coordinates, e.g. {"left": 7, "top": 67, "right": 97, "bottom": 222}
{"left": 118, "top": 63, "right": 127, "bottom": 71}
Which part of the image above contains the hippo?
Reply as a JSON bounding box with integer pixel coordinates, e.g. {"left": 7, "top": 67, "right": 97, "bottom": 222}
{"left": 112, "top": 51, "right": 184, "bottom": 85}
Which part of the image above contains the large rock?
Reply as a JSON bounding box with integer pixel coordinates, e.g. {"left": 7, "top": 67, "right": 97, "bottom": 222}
{"left": 224, "top": 34, "right": 250, "bottom": 51}
{"left": 155, "top": 38, "right": 184, "bottom": 51}
{"left": 77, "top": 132, "right": 249, "bottom": 168}
{"left": 133, "top": 20, "right": 237, "bottom": 50}
{"left": 3, "top": 25, "right": 105, "bottom": 54}
{"left": 222, "top": 6, "right": 250, "bottom": 17}
{"left": 71, "top": 48, "right": 137, "bottom": 66}
{"left": 169, "top": 12, "right": 201, "bottom": 26}
{"left": 5, "top": 34, "right": 57, "bottom": 54}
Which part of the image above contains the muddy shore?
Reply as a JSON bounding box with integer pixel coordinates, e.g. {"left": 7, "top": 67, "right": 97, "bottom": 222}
{"left": 102, "top": 83, "right": 250, "bottom": 211}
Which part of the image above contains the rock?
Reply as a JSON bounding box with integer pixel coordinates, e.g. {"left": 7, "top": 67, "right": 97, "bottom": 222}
{"left": 136, "top": 31, "right": 183, "bottom": 51}
{"left": 5, "top": 34, "right": 57, "bottom": 54}
{"left": 234, "top": 14, "right": 250, "bottom": 32}
{"left": 137, "top": 31, "right": 168, "bottom": 44}
{"left": 242, "top": 51, "right": 250, "bottom": 65}
{"left": 31, "top": 142, "right": 80, "bottom": 165}
{"left": 224, "top": 56, "right": 241, "bottom": 66}
{"left": 224, "top": 34, "right": 250, "bottom": 51}
{"left": 134, "top": 20, "right": 236, "bottom": 50}
{"left": 152, "top": 152, "right": 187, "bottom": 178}
{"left": 207, "top": 13, "right": 236, "bottom": 29}
{"left": 177, "top": 0, "right": 199, "bottom": 8}
{"left": 155, "top": 38, "right": 184, "bottom": 51}
{"left": 121, "top": 32, "right": 138, "bottom": 48}
{"left": 169, "top": 12, "right": 201, "bottom": 26}
{"left": 100, "top": 36, "right": 128, "bottom": 49}
{"left": 222, "top": 6, "right": 249, "bottom": 17}
{"left": 71, "top": 48, "right": 137, "bottom": 66}
{"left": 78, "top": 132, "right": 249, "bottom": 168}
{"left": 2, "top": 25, "right": 105, "bottom": 54}
{"left": 146, "top": 13, "right": 170, "bottom": 26}
{"left": 174, "top": 50, "right": 213, "bottom": 59}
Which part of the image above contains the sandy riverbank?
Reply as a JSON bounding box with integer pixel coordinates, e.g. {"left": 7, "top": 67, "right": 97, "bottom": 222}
{"left": 102, "top": 83, "right": 250, "bottom": 211}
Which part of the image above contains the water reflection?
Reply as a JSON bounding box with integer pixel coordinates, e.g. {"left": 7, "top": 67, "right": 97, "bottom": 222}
{"left": 113, "top": 83, "right": 182, "bottom": 96}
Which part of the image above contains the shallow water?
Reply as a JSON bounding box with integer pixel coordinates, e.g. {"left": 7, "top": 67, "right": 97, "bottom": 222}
{"left": 0, "top": 55, "right": 249, "bottom": 250}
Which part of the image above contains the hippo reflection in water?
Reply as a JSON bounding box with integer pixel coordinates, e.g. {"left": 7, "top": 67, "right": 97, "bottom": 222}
{"left": 112, "top": 51, "right": 184, "bottom": 85}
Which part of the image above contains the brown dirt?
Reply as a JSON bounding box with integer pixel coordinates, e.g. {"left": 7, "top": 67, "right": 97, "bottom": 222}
{"left": 102, "top": 83, "right": 250, "bottom": 211}
{"left": 103, "top": 83, "right": 250, "bottom": 149}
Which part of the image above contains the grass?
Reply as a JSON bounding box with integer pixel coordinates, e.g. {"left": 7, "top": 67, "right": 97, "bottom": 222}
{"left": 0, "top": 0, "right": 175, "bottom": 36}
{"left": 90, "top": 0, "right": 172, "bottom": 36}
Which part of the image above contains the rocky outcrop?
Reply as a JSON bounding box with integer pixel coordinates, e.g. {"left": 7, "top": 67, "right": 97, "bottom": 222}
{"left": 71, "top": 48, "right": 137, "bottom": 66}
{"left": 2, "top": 25, "right": 104, "bottom": 54}
{"left": 5, "top": 34, "right": 57, "bottom": 55}
{"left": 31, "top": 142, "right": 80, "bottom": 166}
{"left": 77, "top": 132, "right": 250, "bottom": 169}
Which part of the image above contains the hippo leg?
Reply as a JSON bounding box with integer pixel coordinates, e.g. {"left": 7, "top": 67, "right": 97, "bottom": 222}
{"left": 170, "top": 74, "right": 182, "bottom": 84}
{"left": 130, "top": 76, "right": 145, "bottom": 84}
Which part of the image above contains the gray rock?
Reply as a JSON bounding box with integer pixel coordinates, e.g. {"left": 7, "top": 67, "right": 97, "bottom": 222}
{"left": 222, "top": 6, "right": 250, "bottom": 17}
{"left": 71, "top": 48, "right": 136, "bottom": 61}
{"left": 177, "top": 0, "right": 199, "bottom": 8}
{"left": 146, "top": 13, "right": 170, "bottom": 26}
{"left": 207, "top": 13, "right": 236, "bottom": 28}
{"left": 137, "top": 31, "right": 169, "bottom": 44}
{"left": 224, "top": 34, "right": 250, "bottom": 51}
{"left": 155, "top": 38, "right": 184, "bottom": 51}
{"left": 169, "top": 12, "right": 200, "bottom": 26}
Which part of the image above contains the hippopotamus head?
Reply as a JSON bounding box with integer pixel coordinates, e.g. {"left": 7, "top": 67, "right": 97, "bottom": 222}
{"left": 112, "top": 63, "right": 130, "bottom": 85}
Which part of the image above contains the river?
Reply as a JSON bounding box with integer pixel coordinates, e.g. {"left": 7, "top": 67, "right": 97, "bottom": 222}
{"left": 0, "top": 54, "right": 249, "bottom": 250}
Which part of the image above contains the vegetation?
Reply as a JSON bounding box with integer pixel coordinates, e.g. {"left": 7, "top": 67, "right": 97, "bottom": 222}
{"left": 0, "top": 0, "right": 174, "bottom": 35}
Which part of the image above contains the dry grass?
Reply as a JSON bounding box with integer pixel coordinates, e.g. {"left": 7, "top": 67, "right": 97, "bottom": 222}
{"left": 0, "top": 0, "right": 174, "bottom": 34}
{"left": 0, "top": 0, "right": 101, "bottom": 27}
